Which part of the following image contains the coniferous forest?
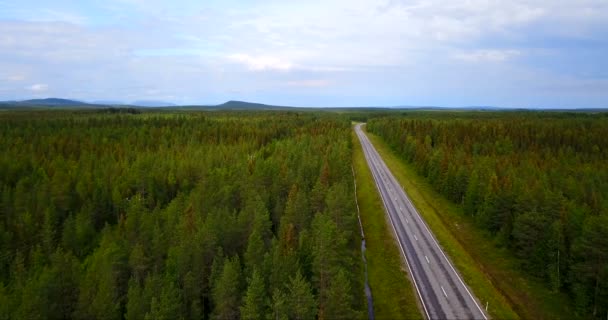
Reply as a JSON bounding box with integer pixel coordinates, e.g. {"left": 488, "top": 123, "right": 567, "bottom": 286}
{"left": 368, "top": 113, "right": 608, "bottom": 318}
{"left": 2, "top": 109, "right": 608, "bottom": 320}
{"left": 0, "top": 111, "right": 363, "bottom": 319}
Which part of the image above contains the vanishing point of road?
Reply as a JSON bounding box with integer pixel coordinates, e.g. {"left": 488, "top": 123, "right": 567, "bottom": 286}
{"left": 355, "top": 123, "right": 487, "bottom": 320}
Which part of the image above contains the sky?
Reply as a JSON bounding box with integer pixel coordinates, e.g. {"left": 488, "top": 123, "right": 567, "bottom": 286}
{"left": 0, "top": 0, "right": 607, "bottom": 108}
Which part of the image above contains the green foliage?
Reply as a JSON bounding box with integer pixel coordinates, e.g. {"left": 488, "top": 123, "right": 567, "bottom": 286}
{"left": 75, "top": 228, "right": 128, "bottom": 320}
{"left": 211, "top": 256, "right": 242, "bottom": 320}
{"left": 244, "top": 229, "right": 266, "bottom": 276}
{"left": 324, "top": 269, "right": 358, "bottom": 320}
{"left": 0, "top": 283, "right": 9, "bottom": 320}
{"left": 0, "top": 111, "right": 364, "bottom": 319}
{"left": 311, "top": 212, "right": 349, "bottom": 315}
{"left": 286, "top": 270, "right": 317, "bottom": 320}
{"left": 240, "top": 269, "right": 267, "bottom": 320}
{"left": 269, "top": 288, "right": 289, "bottom": 320}
{"left": 145, "top": 279, "right": 183, "bottom": 320}
{"left": 571, "top": 213, "right": 608, "bottom": 317}
{"left": 125, "top": 278, "right": 147, "bottom": 320}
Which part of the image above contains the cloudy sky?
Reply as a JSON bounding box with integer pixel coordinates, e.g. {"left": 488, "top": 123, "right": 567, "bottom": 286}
{"left": 1, "top": 0, "right": 607, "bottom": 107}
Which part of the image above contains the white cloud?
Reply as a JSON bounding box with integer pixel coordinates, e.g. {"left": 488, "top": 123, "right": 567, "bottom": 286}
{"left": 6, "top": 74, "right": 26, "bottom": 81}
{"left": 453, "top": 49, "right": 522, "bottom": 63}
{"left": 26, "top": 83, "right": 48, "bottom": 92}
{"left": 285, "top": 79, "right": 330, "bottom": 87}
{"left": 196, "top": 1, "right": 554, "bottom": 71}
{"left": 228, "top": 54, "right": 293, "bottom": 71}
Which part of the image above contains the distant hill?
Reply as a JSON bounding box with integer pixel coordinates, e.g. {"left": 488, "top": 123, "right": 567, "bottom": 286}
{"left": 1, "top": 98, "right": 605, "bottom": 111}
{"left": 213, "top": 100, "right": 293, "bottom": 110}
{"left": 19, "top": 98, "right": 88, "bottom": 106}
{"left": 0, "top": 98, "right": 92, "bottom": 107}
{"left": 0, "top": 98, "right": 177, "bottom": 108}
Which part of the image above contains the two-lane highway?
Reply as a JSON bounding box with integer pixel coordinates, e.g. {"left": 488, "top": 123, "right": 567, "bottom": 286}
{"left": 355, "top": 124, "right": 487, "bottom": 320}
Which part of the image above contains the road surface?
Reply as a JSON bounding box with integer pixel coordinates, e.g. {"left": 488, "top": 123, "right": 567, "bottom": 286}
{"left": 355, "top": 123, "right": 487, "bottom": 320}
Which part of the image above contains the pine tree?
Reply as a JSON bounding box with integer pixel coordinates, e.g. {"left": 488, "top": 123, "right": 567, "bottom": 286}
{"left": 75, "top": 231, "right": 127, "bottom": 320}
{"left": 325, "top": 182, "right": 355, "bottom": 233}
{"left": 211, "top": 256, "right": 242, "bottom": 320}
{"left": 287, "top": 270, "right": 316, "bottom": 320}
{"left": 324, "top": 269, "right": 357, "bottom": 320}
{"left": 240, "top": 269, "right": 267, "bottom": 320}
{"left": 244, "top": 229, "right": 265, "bottom": 277}
{"left": 572, "top": 214, "right": 608, "bottom": 317}
{"left": 41, "top": 207, "right": 56, "bottom": 256}
{"left": 125, "top": 278, "right": 147, "bottom": 320}
{"left": 311, "top": 213, "right": 345, "bottom": 312}
{"left": 129, "top": 243, "right": 148, "bottom": 283}
{"left": 0, "top": 282, "right": 10, "bottom": 320}
{"left": 182, "top": 271, "right": 202, "bottom": 320}
{"left": 310, "top": 178, "right": 327, "bottom": 214}
{"left": 45, "top": 249, "right": 80, "bottom": 319}
{"left": 145, "top": 279, "right": 183, "bottom": 320}
{"left": 283, "top": 184, "right": 311, "bottom": 234}
{"left": 269, "top": 289, "right": 289, "bottom": 320}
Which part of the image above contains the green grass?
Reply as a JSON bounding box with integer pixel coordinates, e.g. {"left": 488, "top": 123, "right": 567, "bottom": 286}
{"left": 352, "top": 129, "right": 423, "bottom": 320}
{"left": 364, "top": 126, "right": 578, "bottom": 320}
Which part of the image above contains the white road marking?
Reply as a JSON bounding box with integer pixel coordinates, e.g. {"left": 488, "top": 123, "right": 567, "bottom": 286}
{"left": 441, "top": 286, "right": 448, "bottom": 298}
{"left": 425, "top": 255, "right": 430, "bottom": 264}
{"left": 414, "top": 234, "right": 417, "bottom": 240}
{"left": 406, "top": 219, "right": 409, "bottom": 224}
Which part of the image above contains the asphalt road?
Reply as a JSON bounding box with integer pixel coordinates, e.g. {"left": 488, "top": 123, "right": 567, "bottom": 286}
{"left": 355, "top": 124, "right": 487, "bottom": 320}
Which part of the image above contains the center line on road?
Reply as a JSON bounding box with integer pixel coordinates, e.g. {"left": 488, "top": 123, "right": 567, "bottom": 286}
{"left": 441, "top": 286, "right": 448, "bottom": 298}
{"left": 425, "top": 255, "right": 430, "bottom": 264}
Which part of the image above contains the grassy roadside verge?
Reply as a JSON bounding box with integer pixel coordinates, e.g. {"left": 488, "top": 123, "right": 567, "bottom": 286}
{"left": 364, "top": 126, "right": 578, "bottom": 320}
{"left": 352, "top": 129, "right": 423, "bottom": 320}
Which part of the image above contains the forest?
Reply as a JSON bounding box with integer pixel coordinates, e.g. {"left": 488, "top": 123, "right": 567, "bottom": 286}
{"left": 368, "top": 113, "right": 608, "bottom": 319}
{"left": 0, "top": 110, "right": 364, "bottom": 319}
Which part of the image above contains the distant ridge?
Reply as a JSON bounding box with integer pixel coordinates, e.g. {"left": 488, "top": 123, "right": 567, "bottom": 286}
{"left": 0, "top": 98, "right": 176, "bottom": 108}
{"left": 1, "top": 98, "right": 90, "bottom": 106}
{"left": 214, "top": 100, "right": 292, "bottom": 110}
{"left": 0, "top": 98, "right": 605, "bottom": 111}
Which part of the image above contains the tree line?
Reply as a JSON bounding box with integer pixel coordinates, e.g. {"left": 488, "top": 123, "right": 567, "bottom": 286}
{"left": 368, "top": 113, "right": 608, "bottom": 318}
{"left": 0, "top": 111, "right": 364, "bottom": 319}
